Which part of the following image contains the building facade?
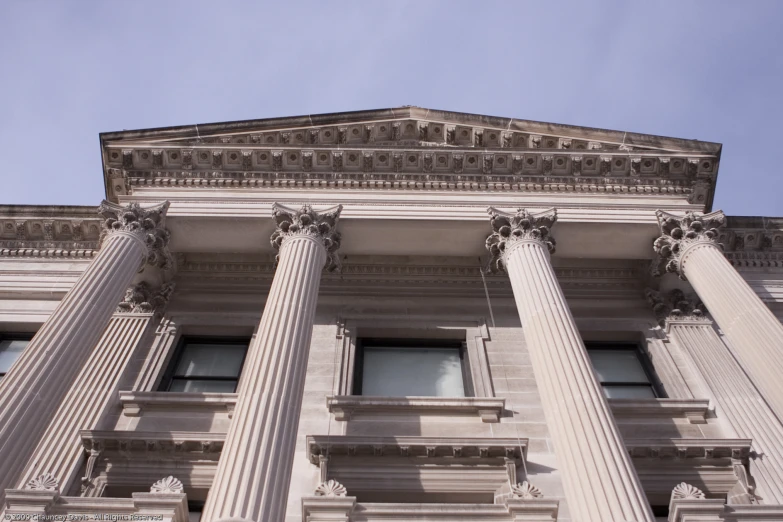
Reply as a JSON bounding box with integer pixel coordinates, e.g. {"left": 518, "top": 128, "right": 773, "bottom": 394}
{"left": 1, "top": 107, "right": 782, "bottom": 522}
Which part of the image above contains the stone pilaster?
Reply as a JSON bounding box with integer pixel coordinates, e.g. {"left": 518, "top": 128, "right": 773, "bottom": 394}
{"left": 648, "top": 289, "right": 783, "bottom": 504}
{"left": 202, "top": 203, "right": 342, "bottom": 522}
{"left": 0, "top": 201, "right": 170, "bottom": 502}
{"left": 486, "top": 207, "right": 655, "bottom": 522}
{"left": 15, "top": 282, "right": 174, "bottom": 495}
{"left": 654, "top": 210, "right": 783, "bottom": 422}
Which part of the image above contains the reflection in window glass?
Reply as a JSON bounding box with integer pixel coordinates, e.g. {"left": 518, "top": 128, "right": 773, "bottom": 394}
{"left": 165, "top": 339, "right": 249, "bottom": 393}
{"left": 0, "top": 337, "right": 32, "bottom": 380}
{"left": 586, "top": 344, "right": 659, "bottom": 399}
{"left": 359, "top": 345, "right": 466, "bottom": 397}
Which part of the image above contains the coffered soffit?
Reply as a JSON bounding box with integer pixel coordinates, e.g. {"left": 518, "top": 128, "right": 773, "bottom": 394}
{"left": 101, "top": 107, "right": 722, "bottom": 209}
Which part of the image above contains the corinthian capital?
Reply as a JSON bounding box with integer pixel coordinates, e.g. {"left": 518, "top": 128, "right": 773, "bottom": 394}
{"left": 485, "top": 207, "right": 557, "bottom": 274}
{"left": 98, "top": 201, "right": 172, "bottom": 270}
{"left": 116, "top": 281, "right": 175, "bottom": 317}
{"left": 645, "top": 288, "right": 708, "bottom": 325}
{"left": 653, "top": 210, "right": 725, "bottom": 279}
{"left": 270, "top": 203, "right": 343, "bottom": 272}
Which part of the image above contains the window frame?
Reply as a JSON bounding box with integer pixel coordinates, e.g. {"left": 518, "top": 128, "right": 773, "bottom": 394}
{"left": 585, "top": 341, "right": 665, "bottom": 399}
{"left": 352, "top": 337, "right": 473, "bottom": 397}
{"left": 159, "top": 335, "right": 251, "bottom": 393}
{"left": 0, "top": 332, "right": 34, "bottom": 379}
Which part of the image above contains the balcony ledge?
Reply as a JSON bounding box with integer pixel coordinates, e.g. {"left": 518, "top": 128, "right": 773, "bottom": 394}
{"left": 326, "top": 395, "right": 506, "bottom": 423}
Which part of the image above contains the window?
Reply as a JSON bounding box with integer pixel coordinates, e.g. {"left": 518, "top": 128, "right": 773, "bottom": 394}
{"left": 0, "top": 334, "right": 33, "bottom": 380}
{"left": 353, "top": 338, "right": 470, "bottom": 397}
{"left": 188, "top": 501, "right": 204, "bottom": 522}
{"left": 586, "top": 342, "right": 662, "bottom": 399}
{"left": 160, "top": 337, "right": 250, "bottom": 393}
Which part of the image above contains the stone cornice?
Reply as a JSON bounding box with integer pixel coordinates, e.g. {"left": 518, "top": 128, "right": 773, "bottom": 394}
{"left": 102, "top": 110, "right": 720, "bottom": 204}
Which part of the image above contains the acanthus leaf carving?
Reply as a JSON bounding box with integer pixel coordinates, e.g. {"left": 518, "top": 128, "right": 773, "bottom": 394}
{"left": 645, "top": 288, "right": 708, "bottom": 325}
{"left": 116, "top": 281, "right": 175, "bottom": 316}
{"left": 270, "top": 203, "right": 343, "bottom": 272}
{"left": 98, "top": 201, "right": 172, "bottom": 271}
{"left": 485, "top": 207, "right": 557, "bottom": 274}
{"left": 653, "top": 210, "right": 726, "bottom": 279}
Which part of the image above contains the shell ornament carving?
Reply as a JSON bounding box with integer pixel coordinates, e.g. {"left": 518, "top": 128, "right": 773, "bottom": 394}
{"left": 653, "top": 210, "right": 725, "bottom": 279}
{"left": 314, "top": 479, "right": 347, "bottom": 497}
{"left": 485, "top": 207, "right": 557, "bottom": 274}
{"left": 270, "top": 203, "right": 343, "bottom": 272}
{"left": 511, "top": 481, "right": 543, "bottom": 499}
{"left": 150, "top": 475, "right": 184, "bottom": 494}
{"left": 671, "top": 482, "right": 706, "bottom": 500}
{"left": 26, "top": 473, "right": 59, "bottom": 491}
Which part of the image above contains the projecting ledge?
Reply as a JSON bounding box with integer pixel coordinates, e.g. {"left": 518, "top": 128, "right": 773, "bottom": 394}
{"left": 608, "top": 398, "right": 711, "bottom": 424}
{"left": 327, "top": 395, "right": 506, "bottom": 423}
{"left": 119, "top": 390, "right": 237, "bottom": 417}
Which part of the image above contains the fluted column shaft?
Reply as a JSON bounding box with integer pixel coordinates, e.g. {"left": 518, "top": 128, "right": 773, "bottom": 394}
{"left": 680, "top": 243, "right": 783, "bottom": 422}
{"left": 0, "top": 232, "right": 145, "bottom": 498}
{"left": 668, "top": 318, "right": 783, "bottom": 503}
{"left": 15, "top": 280, "right": 172, "bottom": 495}
{"left": 203, "top": 203, "right": 341, "bottom": 522}
{"left": 504, "top": 239, "right": 654, "bottom": 521}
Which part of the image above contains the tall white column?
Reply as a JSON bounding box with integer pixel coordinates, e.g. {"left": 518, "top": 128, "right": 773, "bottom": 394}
{"left": 202, "top": 203, "right": 342, "bottom": 522}
{"left": 486, "top": 207, "right": 655, "bottom": 522}
{"left": 647, "top": 289, "right": 783, "bottom": 504}
{"left": 15, "top": 282, "right": 174, "bottom": 495}
{"left": 0, "top": 201, "right": 171, "bottom": 503}
{"left": 654, "top": 210, "right": 783, "bottom": 422}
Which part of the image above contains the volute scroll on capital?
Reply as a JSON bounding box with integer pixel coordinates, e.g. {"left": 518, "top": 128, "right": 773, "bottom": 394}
{"left": 653, "top": 209, "right": 726, "bottom": 279}
{"left": 270, "top": 203, "right": 343, "bottom": 272}
{"left": 98, "top": 200, "right": 172, "bottom": 270}
{"left": 485, "top": 207, "right": 557, "bottom": 274}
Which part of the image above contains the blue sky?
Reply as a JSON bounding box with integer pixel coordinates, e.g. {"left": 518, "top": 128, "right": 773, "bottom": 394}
{"left": 1, "top": 1, "right": 782, "bottom": 216}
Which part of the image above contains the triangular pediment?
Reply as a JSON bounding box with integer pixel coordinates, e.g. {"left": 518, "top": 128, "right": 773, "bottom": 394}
{"left": 101, "top": 107, "right": 722, "bottom": 209}
{"left": 101, "top": 106, "right": 720, "bottom": 154}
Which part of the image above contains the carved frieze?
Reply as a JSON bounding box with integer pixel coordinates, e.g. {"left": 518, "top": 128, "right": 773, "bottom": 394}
{"left": 485, "top": 207, "right": 557, "bottom": 274}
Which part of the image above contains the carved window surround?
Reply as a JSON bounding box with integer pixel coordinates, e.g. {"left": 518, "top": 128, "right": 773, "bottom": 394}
{"left": 119, "top": 390, "right": 237, "bottom": 418}
{"left": 302, "top": 497, "right": 560, "bottom": 522}
{"left": 608, "top": 398, "right": 710, "bottom": 424}
{"left": 334, "top": 316, "right": 495, "bottom": 399}
{"left": 326, "top": 396, "right": 506, "bottom": 423}
{"left": 5, "top": 490, "right": 188, "bottom": 522}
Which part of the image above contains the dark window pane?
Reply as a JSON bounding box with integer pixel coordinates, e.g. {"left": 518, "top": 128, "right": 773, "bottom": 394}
{"left": 361, "top": 346, "right": 465, "bottom": 397}
{"left": 169, "top": 378, "right": 237, "bottom": 393}
{"left": 603, "top": 386, "right": 657, "bottom": 399}
{"left": 0, "top": 339, "right": 30, "bottom": 375}
{"left": 174, "top": 343, "right": 246, "bottom": 378}
{"left": 588, "top": 349, "right": 650, "bottom": 384}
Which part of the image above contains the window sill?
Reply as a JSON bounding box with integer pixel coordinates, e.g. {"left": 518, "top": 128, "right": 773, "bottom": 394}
{"left": 119, "top": 390, "right": 238, "bottom": 417}
{"left": 326, "top": 395, "right": 506, "bottom": 423}
{"left": 608, "top": 398, "right": 711, "bottom": 424}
